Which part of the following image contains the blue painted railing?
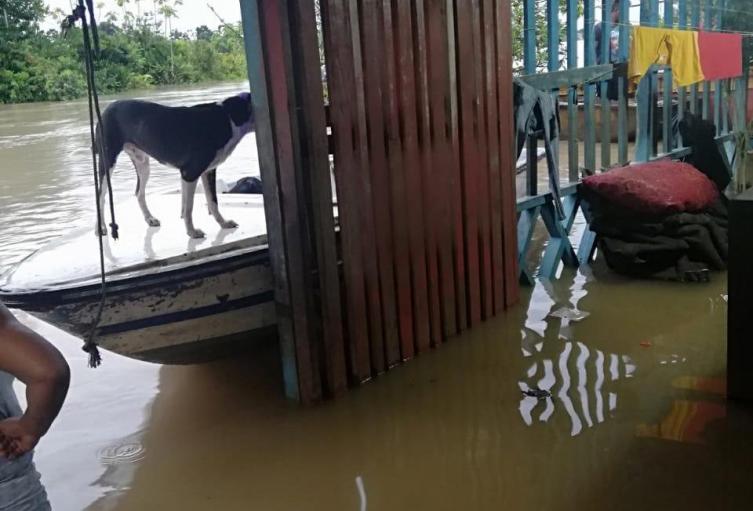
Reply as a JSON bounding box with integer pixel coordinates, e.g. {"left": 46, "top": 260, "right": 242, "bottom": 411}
{"left": 517, "top": 0, "right": 749, "bottom": 284}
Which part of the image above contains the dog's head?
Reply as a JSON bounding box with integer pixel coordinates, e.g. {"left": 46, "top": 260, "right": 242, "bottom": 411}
{"left": 222, "top": 92, "right": 254, "bottom": 131}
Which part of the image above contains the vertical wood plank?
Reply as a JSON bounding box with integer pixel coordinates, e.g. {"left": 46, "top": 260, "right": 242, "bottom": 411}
{"left": 412, "top": 0, "right": 443, "bottom": 348}
{"left": 523, "top": 0, "right": 536, "bottom": 74}
{"left": 320, "top": 0, "right": 373, "bottom": 384}
{"left": 471, "top": 0, "right": 494, "bottom": 320}
{"left": 714, "top": 0, "right": 724, "bottom": 134}
{"left": 321, "top": 0, "right": 370, "bottom": 382}
{"left": 241, "top": 0, "right": 301, "bottom": 401}
{"left": 447, "top": 0, "right": 469, "bottom": 331}
{"left": 600, "top": 0, "right": 612, "bottom": 169}
{"left": 260, "top": 0, "right": 323, "bottom": 402}
{"left": 690, "top": 0, "right": 700, "bottom": 114}
{"left": 380, "top": 0, "right": 415, "bottom": 364}
{"left": 349, "top": 0, "right": 386, "bottom": 379}
{"left": 482, "top": 0, "right": 505, "bottom": 313}
{"left": 289, "top": 0, "right": 347, "bottom": 396}
{"left": 359, "top": 0, "right": 400, "bottom": 373}
{"left": 496, "top": 0, "right": 520, "bottom": 307}
{"left": 618, "top": 0, "right": 629, "bottom": 163}
{"left": 267, "top": 0, "right": 323, "bottom": 402}
{"left": 723, "top": 79, "right": 730, "bottom": 135}
{"left": 456, "top": 0, "right": 482, "bottom": 325}
{"left": 702, "top": 0, "right": 711, "bottom": 120}
{"left": 567, "top": 0, "right": 579, "bottom": 181}
{"left": 663, "top": 0, "right": 674, "bottom": 154}
{"left": 584, "top": 0, "right": 597, "bottom": 172}
{"left": 678, "top": 0, "right": 687, "bottom": 133}
{"left": 393, "top": 2, "right": 430, "bottom": 352}
{"left": 427, "top": 0, "right": 458, "bottom": 337}
{"left": 636, "top": 0, "right": 659, "bottom": 161}
{"left": 547, "top": 0, "right": 559, "bottom": 72}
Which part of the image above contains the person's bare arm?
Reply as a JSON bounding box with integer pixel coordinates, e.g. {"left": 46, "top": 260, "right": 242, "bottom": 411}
{"left": 0, "top": 303, "right": 70, "bottom": 459}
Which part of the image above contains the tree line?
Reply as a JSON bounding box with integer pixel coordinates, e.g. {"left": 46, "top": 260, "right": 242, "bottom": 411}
{"left": 0, "top": 0, "right": 247, "bottom": 104}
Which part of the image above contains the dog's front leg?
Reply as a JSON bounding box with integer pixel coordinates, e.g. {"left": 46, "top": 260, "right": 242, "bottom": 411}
{"left": 181, "top": 178, "right": 205, "bottom": 239}
{"left": 201, "top": 169, "right": 237, "bottom": 230}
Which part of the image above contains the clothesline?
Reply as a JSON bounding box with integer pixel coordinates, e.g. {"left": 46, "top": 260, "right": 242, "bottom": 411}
{"left": 528, "top": 0, "right": 753, "bottom": 19}
{"left": 523, "top": 21, "right": 753, "bottom": 38}
{"left": 586, "top": 20, "right": 753, "bottom": 38}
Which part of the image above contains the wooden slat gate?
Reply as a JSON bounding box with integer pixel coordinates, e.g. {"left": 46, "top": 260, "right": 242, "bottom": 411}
{"left": 240, "top": 0, "right": 520, "bottom": 402}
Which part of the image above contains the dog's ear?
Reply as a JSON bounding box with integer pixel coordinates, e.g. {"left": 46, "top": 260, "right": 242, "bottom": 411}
{"left": 223, "top": 94, "right": 253, "bottom": 127}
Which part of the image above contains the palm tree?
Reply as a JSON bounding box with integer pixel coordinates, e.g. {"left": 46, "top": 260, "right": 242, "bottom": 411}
{"left": 159, "top": 0, "right": 181, "bottom": 80}
{"left": 115, "top": 0, "right": 130, "bottom": 28}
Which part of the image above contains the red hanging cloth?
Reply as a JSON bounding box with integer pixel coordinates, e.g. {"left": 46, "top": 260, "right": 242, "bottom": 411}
{"left": 697, "top": 30, "right": 743, "bottom": 81}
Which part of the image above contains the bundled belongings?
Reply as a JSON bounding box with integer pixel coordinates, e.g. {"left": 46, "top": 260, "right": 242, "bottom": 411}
{"left": 581, "top": 155, "right": 728, "bottom": 282}
{"left": 227, "top": 176, "right": 263, "bottom": 194}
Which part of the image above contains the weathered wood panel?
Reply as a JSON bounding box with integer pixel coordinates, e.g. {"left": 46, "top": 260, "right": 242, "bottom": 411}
{"left": 456, "top": 0, "right": 483, "bottom": 326}
{"left": 241, "top": 0, "right": 519, "bottom": 401}
{"left": 381, "top": 0, "right": 416, "bottom": 364}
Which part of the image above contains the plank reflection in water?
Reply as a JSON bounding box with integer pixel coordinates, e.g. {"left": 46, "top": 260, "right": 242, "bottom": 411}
{"left": 518, "top": 340, "right": 636, "bottom": 436}
{"left": 517, "top": 274, "right": 637, "bottom": 436}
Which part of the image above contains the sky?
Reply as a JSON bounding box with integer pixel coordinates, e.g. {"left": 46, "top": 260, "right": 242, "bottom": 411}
{"left": 42, "top": 0, "right": 243, "bottom": 33}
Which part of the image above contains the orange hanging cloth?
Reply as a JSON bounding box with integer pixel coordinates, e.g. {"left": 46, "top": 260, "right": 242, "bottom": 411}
{"left": 697, "top": 30, "right": 743, "bottom": 80}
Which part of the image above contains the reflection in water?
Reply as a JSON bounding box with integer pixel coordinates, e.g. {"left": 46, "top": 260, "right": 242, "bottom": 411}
{"left": 519, "top": 274, "right": 638, "bottom": 437}
{"left": 355, "top": 475, "right": 367, "bottom": 511}
{"left": 143, "top": 227, "right": 159, "bottom": 260}
{"left": 636, "top": 400, "right": 727, "bottom": 445}
{"left": 518, "top": 340, "right": 636, "bottom": 436}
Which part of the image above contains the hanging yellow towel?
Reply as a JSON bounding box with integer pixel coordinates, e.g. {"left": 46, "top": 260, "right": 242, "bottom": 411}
{"left": 628, "top": 26, "right": 705, "bottom": 87}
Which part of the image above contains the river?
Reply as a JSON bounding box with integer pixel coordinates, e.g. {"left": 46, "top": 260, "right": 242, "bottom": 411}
{"left": 1, "top": 82, "right": 752, "bottom": 511}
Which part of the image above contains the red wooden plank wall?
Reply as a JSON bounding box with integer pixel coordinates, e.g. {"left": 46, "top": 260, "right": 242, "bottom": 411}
{"left": 242, "top": 0, "right": 518, "bottom": 403}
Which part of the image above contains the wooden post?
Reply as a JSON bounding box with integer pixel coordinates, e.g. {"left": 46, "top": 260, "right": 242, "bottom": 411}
{"left": 240, "top": 0, "right": 346, "bottom": 402}
{"left": 240, "top": 0, "right": 303, "bottom": 401}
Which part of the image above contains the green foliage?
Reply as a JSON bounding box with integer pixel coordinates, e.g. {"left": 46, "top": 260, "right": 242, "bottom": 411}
{"left": 723, "top": 0, "right": 753, "bottom": 67}
{"left": 511, "top": 0, "right": 581, "bottom": 74}
{"left": 0, "top": 3, "right": 247, "bottom": 104}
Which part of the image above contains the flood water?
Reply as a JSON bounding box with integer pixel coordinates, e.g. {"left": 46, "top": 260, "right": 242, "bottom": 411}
{"left": 2, "top": 83, "right": 753, "bottom": 510}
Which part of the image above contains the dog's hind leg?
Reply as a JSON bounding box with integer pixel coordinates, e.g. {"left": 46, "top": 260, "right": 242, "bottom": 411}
{"left": 201, "top": 169, "right": 237, "bottom": 230}
{"left": 94, "top": 118, "right": 122, "bottom": 236}
{"left": 124, "top": 143, "right": 160, "bottom": 227}
{"left": 181, "top": 178, "right": 205, "bottom": 239}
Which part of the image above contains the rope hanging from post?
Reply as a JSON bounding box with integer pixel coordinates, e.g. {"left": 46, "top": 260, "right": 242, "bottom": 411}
{"left": 62, "top": 0, "right": 118, "bottom": 367}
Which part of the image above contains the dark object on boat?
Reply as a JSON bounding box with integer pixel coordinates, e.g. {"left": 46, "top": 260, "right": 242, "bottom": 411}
{"left": 228, "top": 176, "right": 263, "bottom": 194}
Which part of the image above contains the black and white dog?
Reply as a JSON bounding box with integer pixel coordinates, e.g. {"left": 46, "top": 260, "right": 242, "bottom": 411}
{"left": 95, "top": 92, "right": 254, "bottom": 239}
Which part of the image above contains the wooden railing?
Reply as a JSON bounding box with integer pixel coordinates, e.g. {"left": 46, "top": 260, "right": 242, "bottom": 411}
{"left": 517, "top": 0, "right": 749, "bottom": 282}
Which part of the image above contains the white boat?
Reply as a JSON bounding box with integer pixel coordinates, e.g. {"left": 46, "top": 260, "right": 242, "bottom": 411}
{"left": 0, "top": 192, "right": 277, "bottom": 364}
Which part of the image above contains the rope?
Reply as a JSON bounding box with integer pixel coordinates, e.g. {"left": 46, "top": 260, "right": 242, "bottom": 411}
{"left": 62, "top": 0, "right": 120, "bottom": 368}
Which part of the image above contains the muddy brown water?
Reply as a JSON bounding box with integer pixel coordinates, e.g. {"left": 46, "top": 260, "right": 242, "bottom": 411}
{"left": 2, "top": 83, "right": 753, "bottom": 511}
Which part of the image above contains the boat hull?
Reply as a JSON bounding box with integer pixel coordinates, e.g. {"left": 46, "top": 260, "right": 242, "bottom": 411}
{"left": 2, "top": 248, "right": 277, "bottom": 364}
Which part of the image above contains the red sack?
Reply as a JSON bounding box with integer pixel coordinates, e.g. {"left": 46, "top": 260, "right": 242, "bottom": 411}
{"left": 581, "top": 160, "right": 719, "bottom": 216}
